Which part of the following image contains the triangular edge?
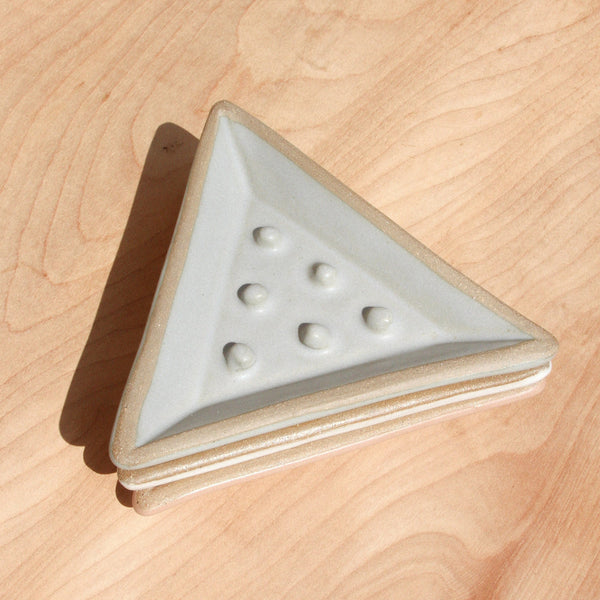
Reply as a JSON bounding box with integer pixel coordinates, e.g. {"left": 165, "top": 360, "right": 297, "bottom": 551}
{"left": 110, "top": 100, "right": 558, "bottom": 471}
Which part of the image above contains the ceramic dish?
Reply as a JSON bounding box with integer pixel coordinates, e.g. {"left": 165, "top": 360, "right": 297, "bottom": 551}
{"left": 109, "top": 101, "right": 557, "bottom": 512}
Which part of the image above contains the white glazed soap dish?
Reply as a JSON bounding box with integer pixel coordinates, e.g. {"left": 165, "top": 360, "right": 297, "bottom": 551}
{"left": 109, "top": 101, "right": 557, "bottom": 514}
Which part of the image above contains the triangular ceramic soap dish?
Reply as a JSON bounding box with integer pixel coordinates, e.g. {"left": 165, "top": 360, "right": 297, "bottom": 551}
{"left": 110, "top": 101, "right": 557, "bottom": 514}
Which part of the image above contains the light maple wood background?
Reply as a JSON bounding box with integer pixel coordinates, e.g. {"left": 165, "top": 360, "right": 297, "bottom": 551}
{"left": 2, "top": 1, "right": 599, "bottom": 598}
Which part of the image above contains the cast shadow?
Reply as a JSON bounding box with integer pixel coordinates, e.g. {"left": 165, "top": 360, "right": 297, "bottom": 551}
{"left": 60, "top": 123, "right": 199, "bottom": 474}
{"left": 116, "top": 482, "right": 133, "bottom": 508}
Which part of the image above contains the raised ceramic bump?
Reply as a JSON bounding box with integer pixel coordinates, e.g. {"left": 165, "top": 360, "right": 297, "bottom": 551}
{"left": 238, "top": 283, "right": 268, "bottom": 307}
{"left": 311, "top": 262, "right": 337, "bottom": 287}
{"left": 253, "top": 226, "right": 281, "bottom": 249}
{"left": 363, "top": 306, "right": 393, "bottom": 333}
{"left": 298, "top": 323, "right": 331, "bottom": 350}
{"left": 223, "top": 343, "right": 256, "bottom": 371}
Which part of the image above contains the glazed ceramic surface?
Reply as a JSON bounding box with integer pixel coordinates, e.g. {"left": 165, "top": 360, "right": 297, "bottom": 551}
{"left": 110, "top": 101, "right": 557, "bottom": 487}
{"left": 136, "top": 113, "right": 532, "bottom": 446}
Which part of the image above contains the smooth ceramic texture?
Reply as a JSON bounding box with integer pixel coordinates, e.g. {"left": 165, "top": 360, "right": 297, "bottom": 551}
{"left": 134, "top": 114, "right": 530, "bottom": 446}
{"left": 110, "top": 101, "right": 557, "bottom": 476}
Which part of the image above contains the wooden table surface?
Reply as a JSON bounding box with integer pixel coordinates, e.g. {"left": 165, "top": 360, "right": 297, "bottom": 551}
{"left": 2, "top": 1, "right": 599, "bottom": 598}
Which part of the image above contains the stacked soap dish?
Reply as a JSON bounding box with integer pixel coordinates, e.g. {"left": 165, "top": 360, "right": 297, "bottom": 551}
{"left": 110, "top": 102, "right": 557, "bottom": 514}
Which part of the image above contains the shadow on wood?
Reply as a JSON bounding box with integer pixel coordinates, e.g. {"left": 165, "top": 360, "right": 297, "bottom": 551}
{"left": 60, "top": 123, "right": 198, "bottom": 476}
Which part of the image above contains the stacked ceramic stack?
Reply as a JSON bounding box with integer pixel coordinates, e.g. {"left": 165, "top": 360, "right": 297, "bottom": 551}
{"left": 110, "top": 103, "right": 557, "bottom": 514}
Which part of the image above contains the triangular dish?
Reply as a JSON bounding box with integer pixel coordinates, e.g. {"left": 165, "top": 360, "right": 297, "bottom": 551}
{"left": 110, "top": 101, "right": 557, "bottom": 497}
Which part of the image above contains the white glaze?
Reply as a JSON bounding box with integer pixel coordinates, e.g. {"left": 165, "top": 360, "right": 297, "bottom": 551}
{"left": 253, "top": 226, "right": 281, "bottom": 249}
{"left": 134, "top": 115, "right": 531, "bottom": 447}
{"left": 311, "top": 262, "right": 337, "bottom": 287}
{"left": 363, "top": 306, "right": 393, "bottom": 333}
{"left": 238, "top": 283, "right": 268, "bottom": 307}
{"left": 298, "top": 323, "right": 331, "bottom": 350}
{"left": 223, "top": 343, "right": 256, "bottom": 372}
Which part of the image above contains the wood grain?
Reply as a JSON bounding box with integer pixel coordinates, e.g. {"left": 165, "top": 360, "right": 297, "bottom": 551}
{"left": 1, "top": 1, "right": 599, "bottom": 598}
